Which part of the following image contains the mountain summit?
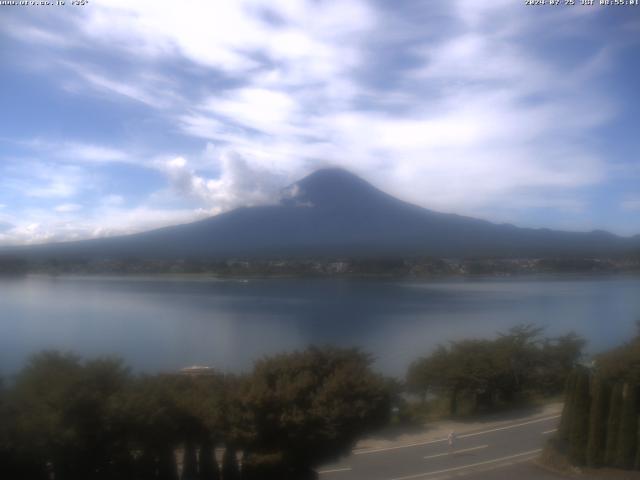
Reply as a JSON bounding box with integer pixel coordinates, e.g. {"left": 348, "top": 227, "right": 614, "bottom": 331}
{"left": 8, "top": 168, "right": 640, "bottom": 260}
{"left": 280, "top": 168, "right": 395, "bottom": 209}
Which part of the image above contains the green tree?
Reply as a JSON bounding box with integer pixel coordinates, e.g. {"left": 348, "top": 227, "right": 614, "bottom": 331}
{"left": 0, "top": 375, "right": 28, "bottom": 479}
{"left": 408, "top": 339, "right": 507, "bottom": 415}
{"left": 221, "top": 446, "right": 240, "bottom": 480}
{"left": 568, "top": 369, "right": 590, "bottom": 465}
{"left": 198, "top": 438, "right": 219, "bottom": 480}
{"left": 634, "top": 417, "right": 640, "bottom": 470}
{"left": 596, "top": 332, "right": 640, "bottom": 384}
{"left": 117, "top": 375, "right": 187, "bottom": 480}
{"left": 165, "top": 374, "right": 224, "bottom": 480}
{"left": 615, "top": 383, "right": 638, "bottom": 469}
{"left": 182, "top": 441, "right": 199, "bottom": 480}
{"left": 538, "top": 332, "right": 585, "bottom": 395}
{"left": 558, "top": 370, "right": 577, "bottom": 443}
{"left": 586, "top": 375, "right": 609, "bottom": 467}
{"left": 495, "top": 324, "right": 544, "bottom": 400}
{"left": 238, "top": 347, "right": 391, "bottom": 477}
{"left": 407, "top": 326, "right": 585, "bottom": 417}
{"left": 407, "top": 345, "right": 457, "bottom": 411}
{"left": 605, "top": 382, "right": 624, "bottom": 466}
{"left": 8, "top": 352, "right": 133, "bottom": 479}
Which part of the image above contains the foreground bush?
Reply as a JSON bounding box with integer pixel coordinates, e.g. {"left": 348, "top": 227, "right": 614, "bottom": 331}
{"left": 0, "top": 347, "right": 390, "bottom": 480}
{"left": 237, "top": 347, "right": 391, "bottom": 478}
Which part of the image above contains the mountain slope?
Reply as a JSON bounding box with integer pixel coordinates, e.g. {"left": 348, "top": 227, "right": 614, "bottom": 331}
{"left": 6, "top": 168, "right": 640, "bottom": 260}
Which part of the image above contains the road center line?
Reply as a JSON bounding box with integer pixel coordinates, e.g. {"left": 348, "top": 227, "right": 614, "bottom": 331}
{"left": 318, "top": 467, "right": 352, "bottom": 475}
{"left": 424, "top": 444, "right": 488, "bottom": 459}
{"left": 389, "top": 449, "right": 542, "bottom": 480}
{"left": 354, "top": 414, "right": 560, "bottom": 455}
{"left": 542, "top": 429, "right": 557, "bottom": 435}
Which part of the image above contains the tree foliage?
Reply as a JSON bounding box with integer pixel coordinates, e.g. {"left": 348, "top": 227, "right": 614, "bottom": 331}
{"left": 237, "top": 347, "right": 390, "bottom": 476}
{"left": 605, "top": 382, "right": 624, "bottom": 466}
{"left": 0, "top": 347, "right": 391, "bottom": 480}
{"left": 558, "top": 370, "right": 577, "bottom": 443}
{"left": 407, "top": 325, "right": 584, "bottom": 415}
{"left": 615, "top": 383, "right": 638, "bottom": 469}
{"left": 568, "top": 369, "right": 590, "bottom": 465}
{"left": 557, "top": 326, "right": 640, "bottom": 471}
{"left": 586, "top": 375, "right": 609, "bottom": 467}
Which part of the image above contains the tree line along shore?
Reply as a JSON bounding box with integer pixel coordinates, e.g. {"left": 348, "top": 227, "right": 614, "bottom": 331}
{"left": 2, "top": 255, "right": 640, "bottom": 277}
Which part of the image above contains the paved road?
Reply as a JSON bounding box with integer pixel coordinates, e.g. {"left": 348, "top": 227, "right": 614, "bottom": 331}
{"left": 318, "top": 413, "right": 563, "bottom": 480}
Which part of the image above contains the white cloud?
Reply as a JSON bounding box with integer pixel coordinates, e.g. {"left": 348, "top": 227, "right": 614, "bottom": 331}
{"left": 162, "top": 151, "right": 288, "bottom": 214}
{"left": 102, "top": 195, "right": 125, "bottom": 207}
{"left": 73, "top": 0, "right": 375, "bottom": 73}
{"left": 12, "top": 139, "right": 132, "bottom": 165}
{"left": 71, "top": 68, "right": 176, "bottom": 109}
{"left": 1, "top": 21, "right": 73, "bottom": 48}
{"left": 55, "top": 203, "right": 83, "bottom": 213}
{"left": 0, "top": 204, "right": 214, "bottom": 246}
{"left": 58, "top": 143, "right": 128, "bottom": 163}
{"left": 1, "top": 160, "right": 92, "bottom": 200}
{"left": 202, "top": 88, "right": 301, "bottom": 136}
{"left": 621, "top": 198, "right": 640, "bottom": 212}
{"left": 86, "top": 206, "right": 212, "bottom": 238}
{"left": 27, "top": 172, "right": 85, "bottom": 199}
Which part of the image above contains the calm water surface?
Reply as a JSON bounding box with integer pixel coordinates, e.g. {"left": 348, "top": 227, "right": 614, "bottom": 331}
{"left": 1, "top": 274, "right": 639, "bottom": 376}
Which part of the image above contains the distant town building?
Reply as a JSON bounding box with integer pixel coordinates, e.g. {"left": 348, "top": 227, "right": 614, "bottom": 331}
{"left": 179, "top": 365, "right": 217, "bottom": 376}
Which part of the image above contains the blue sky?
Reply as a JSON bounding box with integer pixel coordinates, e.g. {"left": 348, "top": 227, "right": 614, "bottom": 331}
{"left": 0, "top": 0, "right": 639, "bottom": 245}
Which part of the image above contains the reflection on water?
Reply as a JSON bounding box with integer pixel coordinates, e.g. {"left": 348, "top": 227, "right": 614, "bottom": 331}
{"left": 1, "top": 274, "right": 639, "bottom": 376}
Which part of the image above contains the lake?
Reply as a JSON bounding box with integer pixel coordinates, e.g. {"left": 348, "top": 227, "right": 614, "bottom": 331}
{"left": 1, "top": 274, "right": 639, "bottom": 377}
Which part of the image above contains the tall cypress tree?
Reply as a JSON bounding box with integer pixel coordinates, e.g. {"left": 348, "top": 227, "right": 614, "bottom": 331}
{"left": 221, "top": 446, "right": 240, "bottom": 480}
{"left": 605, "top": 382, "right": 624, "bottom": 466}
{"left": 183, "top": 441, "right": 199, "bottom": 480}
{"left": 615, "top": 383, "right": 638, "bottom": 469}
{"left": 157, "top": 446, "right": 179, "bottom": 480}
{"left": 586, "top": 375, "right": 609, "bottom": 467}
{"left": 569, "top": 369, "right": 591, "bottom": 465}
{"left": 199, "top": 439, "right": 220, "bottom": 480}
{"left": 634, "top": 417, "right": 640, "bottom": 470}
{"left": 558, "top": 370, "right": 578, "bottom": 443}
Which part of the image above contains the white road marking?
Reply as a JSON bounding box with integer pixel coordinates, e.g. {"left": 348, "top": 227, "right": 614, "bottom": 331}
{"left": 354, "top": 437, "right": 446, "bottom": 455}
{"left": 424, "top": 444, "right": 488, "bottom": 460}
{"left": 389, "top": 449, "right": 542, "bottom": 480}
{"left": 354, "top": 414, "right": 560, "bottom": 455}
{"left": 318, "top": 467, "right": 352, "bottom": 475}
{"left": 428, "top": 452, "right": 540, "bottom": 480}
{"left": 456, "top": 415, "right": 561, "bottom": 440}
{"left": 542, "top": 429, "right": 557, "bottom": 435}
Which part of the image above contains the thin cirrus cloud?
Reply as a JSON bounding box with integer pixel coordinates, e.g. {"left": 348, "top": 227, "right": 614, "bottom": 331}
{"left": 622, "top": 198, "right": 640, "bottom": 212}
{"left": 54, "top": 204, "right": 83, "bottom": 213}
{"left": 0, "top": 0, "right": 638, "bottom": 245}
